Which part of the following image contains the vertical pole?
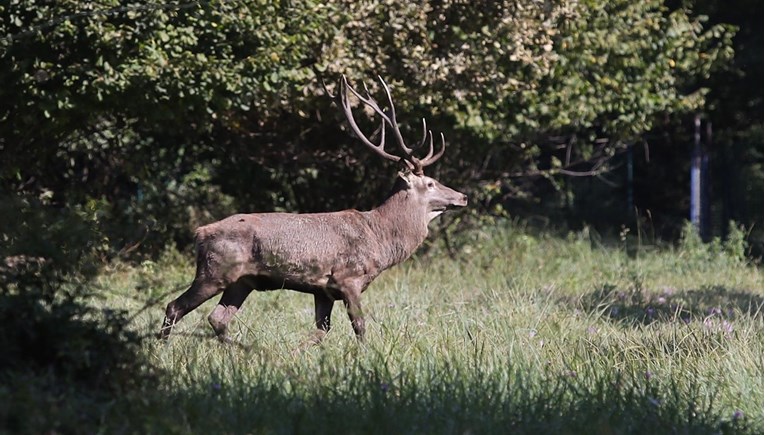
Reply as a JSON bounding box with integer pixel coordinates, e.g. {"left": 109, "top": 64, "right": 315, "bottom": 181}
{"left": 701, "top": 121, "right": 712, "bottom": 240}
{"left": 690, "top": 114, "right": 702, "bottom": 230}
{"left": 626, "top": 143, "right": 634, "bottom": 215}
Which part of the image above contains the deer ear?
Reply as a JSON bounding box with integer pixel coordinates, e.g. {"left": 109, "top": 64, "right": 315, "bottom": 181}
{"left": 397, "top": 171, "right": 414, "bottom": 188}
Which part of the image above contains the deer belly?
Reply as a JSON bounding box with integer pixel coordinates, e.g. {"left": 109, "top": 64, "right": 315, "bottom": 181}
{"left": 253, "top": 262, "right": 331, "bottom": 289}
{"left": 249, "top": 273, "right": 330, "bottom": 294}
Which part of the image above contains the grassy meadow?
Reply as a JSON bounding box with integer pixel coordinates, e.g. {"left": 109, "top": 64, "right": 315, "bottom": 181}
{"left": 6, "top": 224, "right": 763, "bottom": 434}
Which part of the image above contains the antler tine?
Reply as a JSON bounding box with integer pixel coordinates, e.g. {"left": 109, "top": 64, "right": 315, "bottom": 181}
{"left": 422, "top": 130, "right": 435, "bottom": 161}
{"left": 419, "top": 131, "right": 446, "bottom": 168}
{"left": 362, "top": 81, "right": 374, "bottom": 101}
{"left": 417, "top": 118, "right": 428, "bottom": 149}
{"left": 377, "top": 76, "right": 414, "bottom": 157}
{"left": 373, "top": 117, "right": 386, "bottom": 149}
{"left": 360, "top": 81, "right": 378, "bottom": 111}
{"left": 321, "top": 78, "right": 336, "bottom": 99}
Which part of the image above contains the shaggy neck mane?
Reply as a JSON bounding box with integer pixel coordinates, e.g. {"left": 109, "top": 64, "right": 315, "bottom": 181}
{"left": 367, "top": 181, "right": 429, "bottom": 269}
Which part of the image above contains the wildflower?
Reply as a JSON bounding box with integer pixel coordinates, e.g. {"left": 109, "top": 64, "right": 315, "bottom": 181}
{"left": 645, "top": 307, "right": 655, "bottom": 319}
{"left": 212, "top": 382, "right": 222, "bottom": 391}
{"left": 722, "top": 321, "right": 734, "bottom": 334}
{"left": 648, "top": 397, "right": 661, "bottom": 407}
{"left": 708, "top": 307, "right": 722, "bottom": 316}
{"left": 661, "top": 286, "right": 675, "bottom": 296}
{"left": 733, "top": 410, "right": 744, "bottom": 420}
{"left": 587, "top": 326, "right": 598, "bottom": 335}
{"left": 381, "top": 383, "right": 389, "bottom": 393}
{"left": 644, "top": 371, "right": 653, "bottom": 381}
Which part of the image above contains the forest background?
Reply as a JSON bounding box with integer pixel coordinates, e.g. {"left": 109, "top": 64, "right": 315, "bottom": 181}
{"left": 2, "top": 0, "right": 761, "bottom": 258}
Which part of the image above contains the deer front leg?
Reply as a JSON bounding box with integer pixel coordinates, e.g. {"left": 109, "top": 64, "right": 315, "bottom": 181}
{"left": 315, "top": 291, "right": 334, "bottom": 332}
{"left": 342, "top": 289, "right": 366, "bottom": 341}
{"left": 308, "top": 291, "right": 335, "bottom": 344}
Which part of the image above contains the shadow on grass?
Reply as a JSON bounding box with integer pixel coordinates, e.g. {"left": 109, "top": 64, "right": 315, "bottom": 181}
{"left": 97, "top": 369, "right": 758, "bottom": 434}
{"left": 573, "top": 284, "right": 763, "bottom": 326}
{"left": 2, "top": 351, "right": 759, "bottom": 434}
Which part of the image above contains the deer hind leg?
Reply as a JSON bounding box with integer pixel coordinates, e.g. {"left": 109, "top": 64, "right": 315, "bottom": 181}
{"left": 159, "top": 279, "right": 223, "bottom": 339}
{"left": 208, "top": 281, "right": 253, "bottom": 342}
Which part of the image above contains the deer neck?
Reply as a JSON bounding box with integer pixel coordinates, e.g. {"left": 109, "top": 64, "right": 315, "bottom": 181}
{"left": 368, "top": 189, "right": 429, "bottom": 269}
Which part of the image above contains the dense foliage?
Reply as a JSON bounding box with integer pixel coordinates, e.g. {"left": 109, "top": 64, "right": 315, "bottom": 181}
{"left": 1, "top": 0, "right": 743, "bottom": 255}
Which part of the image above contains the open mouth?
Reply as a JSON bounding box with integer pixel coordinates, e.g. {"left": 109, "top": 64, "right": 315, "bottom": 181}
{"left": 436, "top": 203, "right": 464, "bottom": 212}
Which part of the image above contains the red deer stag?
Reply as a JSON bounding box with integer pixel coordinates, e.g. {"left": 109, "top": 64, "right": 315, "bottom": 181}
{"left": 158, "top": 75, "right": 467, "bottom": 342}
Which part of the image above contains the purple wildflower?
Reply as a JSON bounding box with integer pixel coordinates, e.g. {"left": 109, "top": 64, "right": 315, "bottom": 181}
{"left": 645, "top": 307, "right": 655, "bottom": 318}
{"left": 722, "top": 321, "right": 734, "bottom": 334}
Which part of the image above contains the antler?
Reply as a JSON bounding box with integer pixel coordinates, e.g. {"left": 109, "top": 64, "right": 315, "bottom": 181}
{"left": 333, "top": 75, "right": 446, "bottom": 175}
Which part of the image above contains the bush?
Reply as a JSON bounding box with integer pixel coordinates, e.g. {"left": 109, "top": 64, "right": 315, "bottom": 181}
{"left": 679, "top": 220, "right": 750, "bottom": 267}
{"left": 0, "top": 194, "right": 155, "bottom": 392}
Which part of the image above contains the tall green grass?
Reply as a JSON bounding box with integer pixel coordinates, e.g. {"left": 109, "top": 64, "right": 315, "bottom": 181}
{"left": 4, "top": 224, "right": 763, "bottom": 434}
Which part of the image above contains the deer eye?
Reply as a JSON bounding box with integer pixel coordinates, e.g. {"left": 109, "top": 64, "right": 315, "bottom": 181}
{"left": 426, "top": 181, "right": 435, "bottom": 188}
